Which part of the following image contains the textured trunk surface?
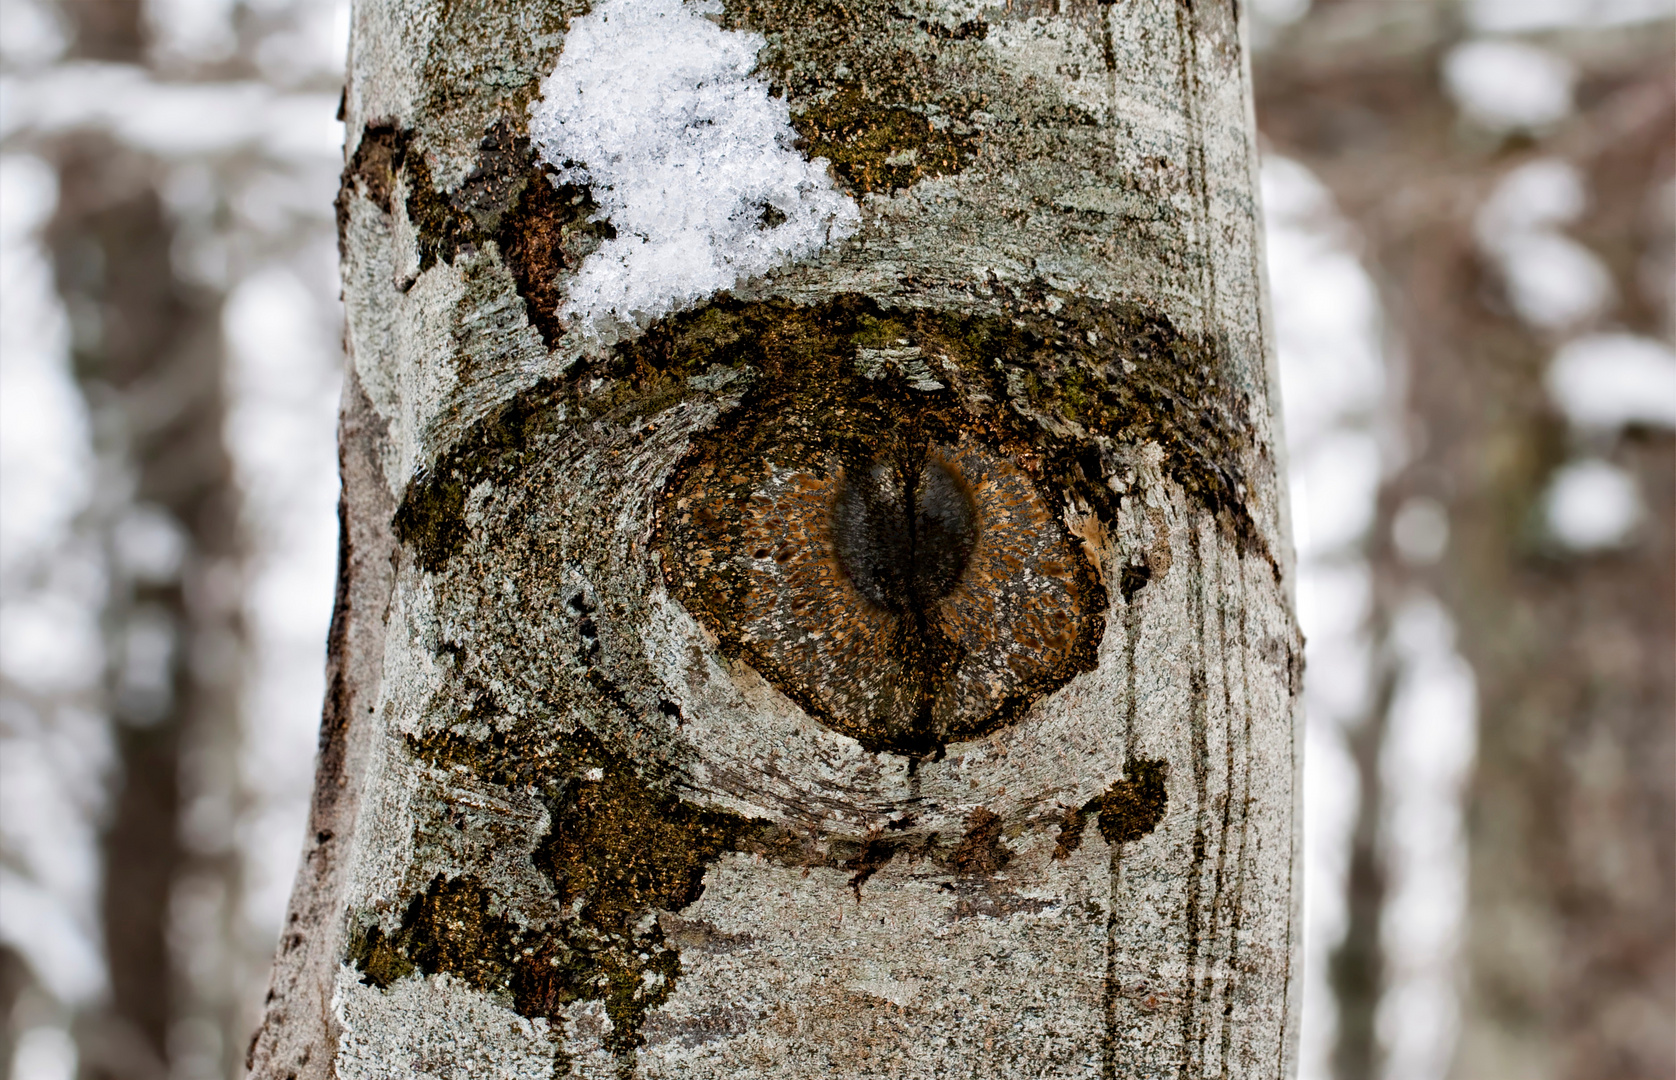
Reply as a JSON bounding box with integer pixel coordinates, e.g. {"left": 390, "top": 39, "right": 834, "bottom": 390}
{"left": 250, "top": 0, "right": 1299, "bottom": 1076}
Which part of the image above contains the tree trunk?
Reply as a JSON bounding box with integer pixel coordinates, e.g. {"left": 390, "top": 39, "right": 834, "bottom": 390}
{"left": 45, "top": 130, "right": 246, "bottom": 1080}
{"left": 250, "top": 0, "right": 1300, "bottom": 1076}
{"left": 1256, "top": 9, "right": 1675, "bottom": 1080}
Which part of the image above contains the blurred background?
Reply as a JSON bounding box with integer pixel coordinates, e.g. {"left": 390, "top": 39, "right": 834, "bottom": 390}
{"left": 0, "top": 1, "right": 1669, "bottom": 1078}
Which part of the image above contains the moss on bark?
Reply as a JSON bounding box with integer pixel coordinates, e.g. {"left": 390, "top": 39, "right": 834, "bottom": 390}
{"left": 1053, "top": 758, "right": 1170, "bottom": 859}
{"left": 356, "top": 717, "right": 791, "bottom": 1060}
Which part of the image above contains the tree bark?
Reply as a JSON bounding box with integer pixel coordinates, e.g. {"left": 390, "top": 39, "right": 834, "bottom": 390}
{"left": 250, "top": 0, "right": 1300, "bottom": 1076}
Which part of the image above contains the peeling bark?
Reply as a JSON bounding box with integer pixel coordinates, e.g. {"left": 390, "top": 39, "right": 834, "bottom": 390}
{"left": 251, "top": 0, "right": 1300, "bottom": 1076}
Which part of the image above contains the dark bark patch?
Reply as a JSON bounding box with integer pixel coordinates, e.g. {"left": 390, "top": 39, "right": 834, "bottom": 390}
{"left": 512, "top": 939, "right": 683, "bottom": 1059}
{"left": 792, "top": 85, "right": 978, "bottom": 193}
{"left": 1053, "top": 806, "right": 1091, "bottom": 861}
{"left": 841, "top": 835, "right": 904, "bottom": 899}
{"left": 941, "top": 806, "right": 1012, "bottom": 874}
{"left": 1119, "top": 560, "right": 1153, "bottom": 602}
{"left": 418, "top": 120, "right": 614, "bottom": 348}
{"left": 338, "top": 121, "right": 403, "bottom": 225}
{"left": 1052, "top": 758, "right": 1170, "bottom": 859}
{"left": 666, "top": 429, "right": 1098, "bottom": 755}
{"left": 837, "top": 807, "right": 1013, "bottom": 896}
{"left": 1094, "top": 757, "right": 1169, "bottom": 845}
{"left": 337, "top": 120, "right": 612, "bottom": 348}
{"left": 407, "top": 703, "right": 787, "bottom": 926}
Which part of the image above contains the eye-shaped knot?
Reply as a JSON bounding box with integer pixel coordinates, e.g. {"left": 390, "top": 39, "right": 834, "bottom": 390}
{"left": 830, "top": 456, "right": 978, "bottom": 615}
{"left": 661, "top": 426, "right": 1103, "bottom": 756}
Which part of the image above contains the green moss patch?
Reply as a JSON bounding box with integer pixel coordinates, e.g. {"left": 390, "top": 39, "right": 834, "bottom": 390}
{"left": 346, "top": 872, "right": 675, "bottom": 1059}
{"left": 538, "top": 767, "right": 762, "bottom": 929}
{"left": 392, "top": 380, "right": 564, "bottom": 572}
{"left": 349, "top": 874, "right": 518, "bottom": 993}
{"left": 792, "top": 85, "right": 977, "bottom": 193}
{"left": 366, "top": 717, "right": 790, "bottom": 1058}
{"left": 721, "top": 0, "right": 995, "bottom": 194}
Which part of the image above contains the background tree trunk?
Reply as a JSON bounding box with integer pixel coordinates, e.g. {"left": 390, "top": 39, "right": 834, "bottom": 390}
{"left": 46, "top": 130, "right": 247, "bottom": 1080}
{"left": 1256, "top": 5, "right": 1675, "bottom": 1078}
{"left": 250, "top": 0, "right": 1301, "bottom": 1076}
{"left": 2, "top": 2, "right": 344, "bottom": 1075}
{"left": 41, "top": 2, "right": 252, "bottom": 1068}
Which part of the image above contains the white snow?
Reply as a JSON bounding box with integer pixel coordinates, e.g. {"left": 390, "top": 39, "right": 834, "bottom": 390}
{"left": 1546, "top": 333, "right": 1676, "bottom": 431}
{"left": 1543, "top": 458, "right": 1643, "bottom": 551}
{"left": 1443, "top": 40, "right": 1575, "bottom": 131}
{"left": 528, "top": 0, "right": 859, "bottom": 335}
{"left": 1475, "top": 158, "right": 1613, "bottom": 332}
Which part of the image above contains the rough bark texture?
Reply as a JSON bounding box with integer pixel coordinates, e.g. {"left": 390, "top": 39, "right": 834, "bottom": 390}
{"left": 1256, "top": 8, "right": 1675, "bottom": 1079}
{"left": 251, "top": 0, "right": 1300, "bottom": 1076}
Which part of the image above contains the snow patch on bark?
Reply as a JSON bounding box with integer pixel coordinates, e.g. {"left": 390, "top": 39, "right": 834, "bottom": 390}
{"left": 529, "top": 0, "right": 859, "bottom": 335}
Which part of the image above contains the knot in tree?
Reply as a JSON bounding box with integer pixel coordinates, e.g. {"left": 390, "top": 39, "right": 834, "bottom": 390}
{"left": 829, "top": 454, "right": 979, "bottom": 616}
{"left": 655, "top": 315, "right": 1106, "bottom": 758}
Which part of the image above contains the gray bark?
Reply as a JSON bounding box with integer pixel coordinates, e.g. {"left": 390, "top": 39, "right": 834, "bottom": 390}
{"left": 250, "top": 0, "right": 1300, "bottom": 1076}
